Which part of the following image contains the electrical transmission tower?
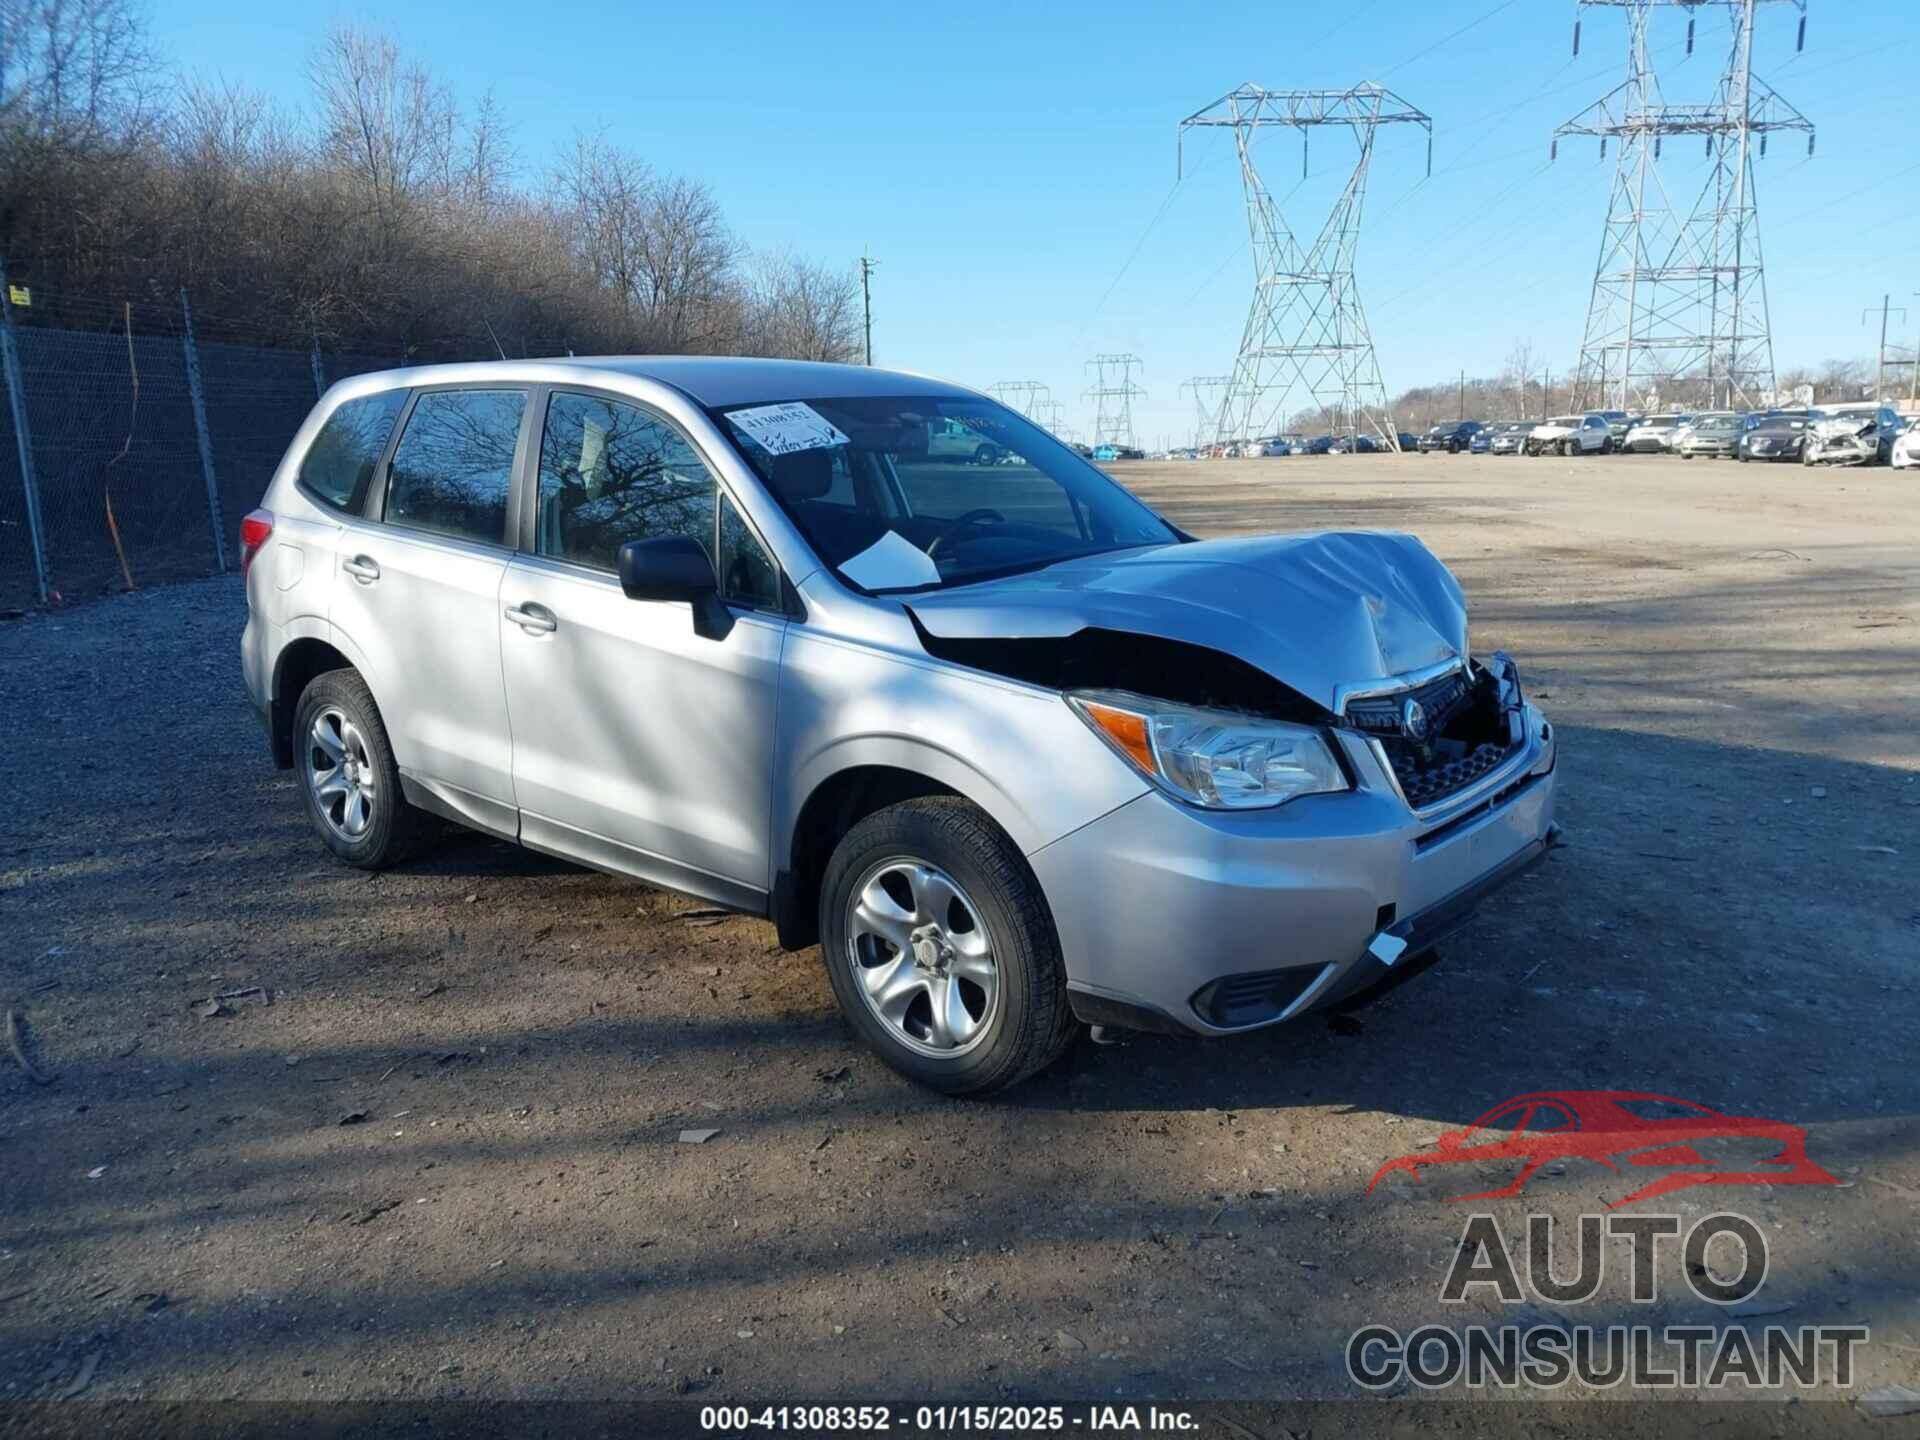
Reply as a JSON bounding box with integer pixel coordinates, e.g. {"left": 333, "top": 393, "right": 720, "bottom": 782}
{"left": 1179, "top": 376, "right": 1233, "bottom": 450}
{"left": 1180, "top": 84, "right": 1430, "bottom": 449}
{"left": 1556, "top": 0, "right": 1813, "bottom": 412}
{"left": 1084, "top": 354, "right": 1146, "bottom": 449}
{"left": 987, "top": 380, "right": 1053, "bottom": 423}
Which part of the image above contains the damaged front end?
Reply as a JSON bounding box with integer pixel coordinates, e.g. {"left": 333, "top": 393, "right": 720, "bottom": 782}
{"left": 1804, "top": 416, "right": 1878, "bottom": 466}
{"left": 1339, "top": 652, "right": 1532, "bottom": 811}
{"left": 905, "top": 529, "right": 1541, "bottom": 818}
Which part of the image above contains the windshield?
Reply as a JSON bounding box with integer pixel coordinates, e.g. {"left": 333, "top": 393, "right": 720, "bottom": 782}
{"left": 714, "top": 395, "right": 1179, "bottom": 593}
{"left": 1698, "top": 417, "right": 1738, "bottom": 432}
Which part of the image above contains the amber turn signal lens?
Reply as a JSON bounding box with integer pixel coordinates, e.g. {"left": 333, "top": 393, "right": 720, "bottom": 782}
{"left": 1078, "top": 700, "right": 1157, "bottom": 778}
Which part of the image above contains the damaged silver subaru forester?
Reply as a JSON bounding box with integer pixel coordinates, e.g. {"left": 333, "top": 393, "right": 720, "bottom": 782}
{"left": 240, "top": 358, "right": 1558, "bottom": 1094}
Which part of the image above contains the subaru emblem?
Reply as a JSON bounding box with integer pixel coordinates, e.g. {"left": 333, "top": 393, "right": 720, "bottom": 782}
{"left": 1400, "top": 696, "right": 1429, "bottom": 741}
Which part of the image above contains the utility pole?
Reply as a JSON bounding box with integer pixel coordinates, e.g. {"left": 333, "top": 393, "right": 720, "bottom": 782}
{"left": 859, "top": 251, "right": 879, "bottom": 366}
{"left": 1555, "top": 0, "right": 1812, "bottom": 411}
{"left": 1083, "top": 354, "right": 1147, "bottom": 450}
{"left": 1178, "top": 376, "right": 1232, "bottom": 450}
{"left": 1862, "top": 294, "right": 1906, "bottom": 402}
{"left": 1458, "top": 369, "right": 1466, "bottom": 420}
{"left": 986, "top": 380, "right": 1052, "bottom": 424}
{"left": 1912, "top": 291, "right": 1920, "bottom": 403}
{"left": 1179, "top": 84, "right": 1431, "bottom": 448}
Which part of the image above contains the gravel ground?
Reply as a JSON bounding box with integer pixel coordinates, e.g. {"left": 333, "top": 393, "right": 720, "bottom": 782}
{"left": 2, "top": 452, "right": 1917, "bottom": 1425}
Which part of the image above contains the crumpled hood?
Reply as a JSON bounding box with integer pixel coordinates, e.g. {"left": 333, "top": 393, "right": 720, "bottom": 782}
{"left": 1810, "top": 415, "right": 1875, "bottom": 442}
{"left": 906, "top": 531, "right": 1469, "bottom": 713}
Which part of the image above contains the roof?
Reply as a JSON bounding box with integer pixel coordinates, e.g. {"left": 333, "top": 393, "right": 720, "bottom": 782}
{"left": 340, "top": 356, "right": 976, "bottom": 408}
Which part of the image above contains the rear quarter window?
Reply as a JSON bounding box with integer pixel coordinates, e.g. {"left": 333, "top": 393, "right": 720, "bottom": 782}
{"left": 298, "top": 391, "right": 408, "bottom": 512}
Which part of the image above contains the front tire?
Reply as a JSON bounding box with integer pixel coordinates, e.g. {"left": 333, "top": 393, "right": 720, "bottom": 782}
{"left": 293, "top": 668, "right": 432, "bottom": 870}
{"left": 973, "top": 444, "right": 998, "bottom": 466}
{"left": 820, "top": 798, "right": 1076, "bottom": 1096}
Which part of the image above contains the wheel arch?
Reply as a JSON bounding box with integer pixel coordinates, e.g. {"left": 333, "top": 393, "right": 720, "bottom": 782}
{"left": 771, "top": 747, "right": 1036, "bottom": 953}
{"left": 271, "top": 634, "right": 356, "bottom": 769}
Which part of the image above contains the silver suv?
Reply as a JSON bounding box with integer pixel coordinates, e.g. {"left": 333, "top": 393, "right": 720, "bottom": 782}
{"left": 240, "top": 359, "right": 1559, "bottom": 1094}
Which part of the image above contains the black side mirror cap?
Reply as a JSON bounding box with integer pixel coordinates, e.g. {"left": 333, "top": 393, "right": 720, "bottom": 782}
{"left": 618, "top": 536, "right": 734, "bottom": 639}
{"left": 618, "top": 536, "right": 717, "bottom": 603}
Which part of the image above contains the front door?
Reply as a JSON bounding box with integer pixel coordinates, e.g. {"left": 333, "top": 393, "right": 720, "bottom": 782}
{"left": 330, "top": 386, "right": 528, "bottom": 834}
{"left": 499, "top": 389, "right": 787, "bottom": 908}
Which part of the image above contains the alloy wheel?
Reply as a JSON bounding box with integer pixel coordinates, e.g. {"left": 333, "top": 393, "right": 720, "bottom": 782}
{"left": 846, "top": 857, "right": 1000, "bottom": 1058}
{"left": 304, "top": 706, "right": 377, "bottom": 841}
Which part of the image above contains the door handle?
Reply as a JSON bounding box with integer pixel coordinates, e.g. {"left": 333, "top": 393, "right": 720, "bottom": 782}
{"left": 504, "top": 602, "right": 558, "bottom": 635}
{"left": 342, "top": 555, "right": 380, "bottom": 584}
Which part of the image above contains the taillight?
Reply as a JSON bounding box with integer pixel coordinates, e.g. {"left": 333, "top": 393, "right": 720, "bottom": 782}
{"left": 240, "top": 509, "right": 274, "bottom": 579}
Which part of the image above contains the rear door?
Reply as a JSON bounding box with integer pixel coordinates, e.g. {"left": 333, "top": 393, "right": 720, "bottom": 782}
{"left": 330, "top": 386, "right": 529, "bottom": 835}
{"left": 498, "top": 388, "right": 787, "bottom": 907}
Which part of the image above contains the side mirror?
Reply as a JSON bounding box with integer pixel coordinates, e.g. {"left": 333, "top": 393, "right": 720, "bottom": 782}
{"left": 617, "top": 536, "right": 732, "bottom": 639}
{"left": 619, "top": 535, "right": 716, "bottom": 602}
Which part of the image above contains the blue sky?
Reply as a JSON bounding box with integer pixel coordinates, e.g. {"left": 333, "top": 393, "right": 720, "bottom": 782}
{"left": 155, "top": 0, "right": 1918, "bottom": 445}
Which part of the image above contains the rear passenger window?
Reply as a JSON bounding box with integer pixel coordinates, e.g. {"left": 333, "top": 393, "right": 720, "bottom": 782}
{"left": 298, "top": 390, "right": 407, "bottom": 512}
{"left": 384, "top": 389, "right": 526, "bottom": 545}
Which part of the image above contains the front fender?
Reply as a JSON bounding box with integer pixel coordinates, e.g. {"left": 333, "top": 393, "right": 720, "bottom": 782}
{"left": 770, "top": 629, "right": 1149, "bottom": 879}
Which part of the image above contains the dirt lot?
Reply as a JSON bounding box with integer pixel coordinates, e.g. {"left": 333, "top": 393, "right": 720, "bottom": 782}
{"left": 2, "top": 451, "right": 1917, "bottom": 1422}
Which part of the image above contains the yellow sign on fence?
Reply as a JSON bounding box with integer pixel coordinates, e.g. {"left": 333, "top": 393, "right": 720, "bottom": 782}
{"left": 6, "top": 285, "right": 28, "bottom": 307}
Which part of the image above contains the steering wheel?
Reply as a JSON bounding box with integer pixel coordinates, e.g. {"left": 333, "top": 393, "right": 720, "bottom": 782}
{"left": 926, "top": 508, "right": 1006, "bottom": 559}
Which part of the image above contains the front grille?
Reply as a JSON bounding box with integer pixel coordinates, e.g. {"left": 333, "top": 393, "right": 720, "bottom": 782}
{"left": 1390, "top": 738, "right": 1511, "bottom": 808}
{"left": 1347, "top": 665, "right": 1520, "bottom": 810}
{"left": 1345, "top": 668, "right": 1474, "bottom": 739}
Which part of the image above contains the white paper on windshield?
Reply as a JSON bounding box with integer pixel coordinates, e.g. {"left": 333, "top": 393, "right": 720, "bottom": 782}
{"left": 728, "top": 401, "right": 849, "bottom": 456}
{"left": 840, "top": 530, "right": 941, "bottom": 591}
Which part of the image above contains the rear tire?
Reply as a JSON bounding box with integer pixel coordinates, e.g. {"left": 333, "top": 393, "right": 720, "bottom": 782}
{"left": 973, "top": 444, "right": 998, "bottom": 466}
{"left": 820, "top": 797, "right": 1076, "bottom": 1096}
{"left": 292, "top": 669, "right": 433, "bottom": 870}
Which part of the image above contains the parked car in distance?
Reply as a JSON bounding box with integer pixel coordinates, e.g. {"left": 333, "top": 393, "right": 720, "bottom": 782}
{"left": 1419, "top": 420, "right": 1484, "bottom": 454}
{"left": 1676, "top": 413, "right": 1742, "bottom": 459}
{"left": 1893, "top": 423, "right": 1919, "bottom": 470}
{"left": 1622, "top": 414, "right": 1685, "bottom": 452}
{"left": 1594, "top": 410, "right": 1634, "bottom": 445}
{"left": 1670, "top": 410, "right": 1730, "bottom": 452}
{"left": 1302, "top": 435, "right": 1337, "bottom": 455}
{"left": 1527, "top": 414, "right": 1610, "bottom": 456}
{"left": 1737, "top": 413, "right": 1816, "bottom": 463}
{"left": 1485, "top": 421, "right": 1533, "bottom": 455}
{"left": 927, "top": 415, "right": 1005, "bottom": 466}
{"left": 1804, "top": 403, "right": 1903, "bottom": 467}
{"left": 239, "top": 357, "right": 1558, "bottom": 1094}
{"left": 1330, "top": 433, "right": 1379, "bottom": 454}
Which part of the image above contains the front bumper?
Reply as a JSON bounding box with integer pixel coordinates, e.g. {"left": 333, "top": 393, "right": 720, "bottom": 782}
{"left": 1037, "top": 697, "right": 1559, "bottom": 1037}
{"left": 1805, "top": 435, "right": 1875, "bottom": 465}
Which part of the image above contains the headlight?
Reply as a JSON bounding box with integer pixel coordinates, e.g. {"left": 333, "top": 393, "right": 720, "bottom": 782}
{"left": 1066, "top": 689, "right": 1347, "bottom": 810}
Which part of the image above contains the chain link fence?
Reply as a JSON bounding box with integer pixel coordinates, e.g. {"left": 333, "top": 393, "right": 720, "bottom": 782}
{"left": 0, "top": 285, "right": 435, "bottom": 610}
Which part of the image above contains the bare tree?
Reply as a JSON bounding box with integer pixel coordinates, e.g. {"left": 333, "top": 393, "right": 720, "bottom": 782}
{"left": 309, "top": 26, "right": 456, "bottom": 232}
{"left": 0, "top": 0, "right": 157, "bottom": 139}
{"left": 744, "top": 252, "right": 862, "bottom": 362}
